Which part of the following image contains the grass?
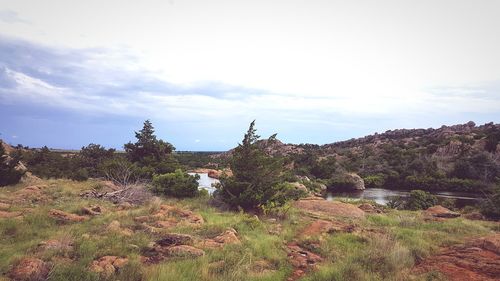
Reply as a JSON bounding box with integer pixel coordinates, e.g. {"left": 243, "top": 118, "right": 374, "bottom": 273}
{"left": 0, "top": 179, "right": 498, "bottom": 281}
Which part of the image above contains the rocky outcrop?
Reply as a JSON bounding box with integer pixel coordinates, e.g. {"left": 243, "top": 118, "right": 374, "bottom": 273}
{"left": 89, "top": 256, "right": 128, "bottom": 277}
{"left": 156, "top": 233, "right": 194, "bottom": 247}
{"left": 48, "top": 209, "right": 88, "bottom": 223}
{"left": 414, "top": 234, "right": 500, "bottom": 281}
{"left": 294, "top": 198, "right": 365, "bottom": 219}
{"left": 423, "top": 205, "right": 461, "bottom": 219}
{"left": 299, "top": 219, "right": 355, "bottom": 238}
{"left": 8, "top": 257, "right": 50, "bottom": 281}
{"left": 286, "top": 242, "right": 323, "bottom": 281}
{"left": 197, "top": 228, "right": 241, "bottom": 249}
{"left": 358, "top": 203, "right": 383, "bottom": 214}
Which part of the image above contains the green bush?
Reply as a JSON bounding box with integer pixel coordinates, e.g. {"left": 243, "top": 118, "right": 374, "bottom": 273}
{"left": 151, "top": 169, "right": 200, "bottom": 198}
{"left": 0, "top": 141, "right": 25, "bottom": 186}
{"left": 363, "top": 174, "right": 386, "bottom": 188}
{"left": 480, "top": 187, "right": 500, "bottom": 219}
{"left": 404, "top": 190, "right": 438, "bottom": 210}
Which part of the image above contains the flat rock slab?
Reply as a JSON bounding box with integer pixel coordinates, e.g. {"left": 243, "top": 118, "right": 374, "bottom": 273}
{"left": 294, "top": 199, "right": 365, "bottom": 219}
{"left": 414, "top": 234, "right": 500, "bottom": 281}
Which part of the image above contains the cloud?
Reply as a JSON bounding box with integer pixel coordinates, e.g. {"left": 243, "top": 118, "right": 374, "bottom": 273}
{"left": 0, "top": 35, "right": 499, "bottom": 150}
{"left": 0, "top": 10, "right": 29, "bottom": 24}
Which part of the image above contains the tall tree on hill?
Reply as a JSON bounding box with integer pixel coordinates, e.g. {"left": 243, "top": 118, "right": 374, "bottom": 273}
{"left": 124, "top": 120, "right": 178, "bottom": 176}
{"left": 218, "top": 121, "right": 293, "bottom": 211}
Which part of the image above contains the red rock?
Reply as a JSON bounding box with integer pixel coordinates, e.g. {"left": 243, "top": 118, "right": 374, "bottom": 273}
{"left": 165, "top": 245, "right": 205, "bottom": 258}
{"left": 8, "top": 257, "right": 50, "bottom": 281}
{"left": 48, "top": 209, "right": 88, "bottom": 223}
{"left": 424, "top": 205, "right": 461, "bottom": 219}
{"left": 294, "top": 199, "right": 365, "bottom": 219}
{"left": 0, "top": 210, "right": 22, "bottom": 218}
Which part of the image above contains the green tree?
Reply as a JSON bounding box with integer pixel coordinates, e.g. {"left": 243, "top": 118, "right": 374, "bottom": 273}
{"left": 218, "top": 121, "right": 286, "bottom": 211}
{"left": 124, "top": 120, "right": 179, "bottom": 176}
{"left": 0, "top": 141, "right": 25, "bottom": 186}
{"left": 78, "top": 143, "right": 115, "bottom": 177}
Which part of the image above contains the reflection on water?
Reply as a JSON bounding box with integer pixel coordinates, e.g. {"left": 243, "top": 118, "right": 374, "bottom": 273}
{"left": 327, "top": 188, "right": 482, "bottom": 206}
{"left": 189, "top": 173, "right": 219, "bottom": 194}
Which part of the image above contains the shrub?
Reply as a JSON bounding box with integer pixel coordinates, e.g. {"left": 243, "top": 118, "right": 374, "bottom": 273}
{"left": 0, "top": 141, "right": 25, "bottom": 186}
{"left": 405, "top": 190, "right": 438, "bottom": 210}
{"left": 151, "top": 169, "right": 200, "bottom": 198}
{"left": 479, "top": 187, "right": 500, "bottom": 219}
{"left": 363, "top": 174, "right": 386, "bottom": 188}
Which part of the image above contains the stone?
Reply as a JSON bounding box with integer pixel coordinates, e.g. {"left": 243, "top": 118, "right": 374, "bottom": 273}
{"left": 90, "top": 256, "right": 128, "bottom": 277}
{"left": 0, "top": 210, "right": 22, "bottom": 218}
{"left": 38, "top": 238, "right": 74, "bottom": 253}
{"left": 81, "top": 205, "right": 104, "bottom": 216}
{"left": 424, "top": 205, "right": 461, "bottom": 218}
{"left": 165, "top": 245, "right": 205, "bottom": 258}
{"left": 8, "top": 257, "right": 50, "bottom": 281}
{"left": 358, "top": 203, "right": 383, "bottom": 214}
{"left": 464, "top": 212, "right": 484, "bottom": 220}
{"left": 294, "top": 199, "right": 365, "bottom": 219}
{"left": 48, "top": 209, "right": 88, "bottom": 223}
{"left": 156, "top": 233, "right": 194, "bottom": 246}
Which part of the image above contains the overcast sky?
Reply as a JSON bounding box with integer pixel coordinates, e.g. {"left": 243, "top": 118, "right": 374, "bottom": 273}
{"left": 0, "top": 0, "right": 499, "bottom": 150}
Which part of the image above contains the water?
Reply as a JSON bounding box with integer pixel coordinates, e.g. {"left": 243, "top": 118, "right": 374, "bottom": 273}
{"left": 327, "top": 188, "right": 483, "bottom": 207}
{"left": 189, "top": 173, "right": 219, "bottom": 194}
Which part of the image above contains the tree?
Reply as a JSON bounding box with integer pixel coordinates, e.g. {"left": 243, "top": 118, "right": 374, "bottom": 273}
{"left": 78, "top": 143, "right": 115, "bottom": 177}
{"left": 404, "top": 190, "right": 438, "bottom": 210}
{"left": 124, "top": 120, "right": 178, "bottom": 176}
{"left": 0, "top": 141, "right": 25, "bottom": 186}
{"left": 218, "top": 121, "right": 287, "bottom": 211}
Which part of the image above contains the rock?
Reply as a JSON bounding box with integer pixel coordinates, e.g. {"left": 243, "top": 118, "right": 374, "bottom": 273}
{"left": 90, "top": 256, "right": 128, "bottom": 277}
{"left": 286, "top": 242, "right": 323, "bottom": 281}
{"left": 414, "top": 234, "right": 500, "bottom": 280}
{"left": 335, "top": 173, "right": 365, "bottom": 190}
{"left": 8, "top": 257, "right": 50, "bottom": 281}
{"left": 0, "top": 210, "right": 22, "bottom": 219}
{"left": 464, "top": 212, "right": 484, "bottom": 220}
{"left": 106, "top": 220, "right": 122, "bottom": 232}
{"left": 165, "top": 245, "right": 205, "bottom": 258}
{"left": 38, "top": 238, "right": 74, "bottom": 253}
{"left": 81, "top": 205, "right": 104, "bottom": 216}
{"left": 48, "top": 209, "right": 88, "bottom": 223}
{"left": 424, "top": 205, "right": 461, "bottom": 218}
{"left": 358, "top": 203, "right": 383, "bottom": 214}
{"left": 300, "top": 220, "right": 355, "bottom": 237}
{"left": 117, "top": 202, "right": 133, "bottom": 210}
{"left": 469, "top": 234, "right": 500, "bottom": 255}
{"left": 197, "top": 228, "right": 241, "bottom": 249}
{"left": 290, "top": 182, "right": 308, "bottom": 192}
{"left": 156, "top": 233, "right": 194, "bottom": 246}
{"left": 0, "top": 202, "right": 11, "bottom": 210}
{"left": 294, "top": 198, "right": 365, "bottom": 219}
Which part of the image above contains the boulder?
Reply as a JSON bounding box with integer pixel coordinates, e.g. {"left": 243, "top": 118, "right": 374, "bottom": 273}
{"left": 289, "top": 182, "right": 308, "bottom": 192}
{"left": 48, "top": 209, "right": 88, "bottom": 223}
{"left": 8, "top": 257, "right": 50, "bottom": 281}
{"left": 197, "top": 228, "right": 241, "bottom": 249}
{"left": 81, "top": 205, "right": 104, "bottom": 216}
{"left": 358, "top": 203, "right": 383, "bottom": 214}
{"left": 294, "top": 198, "right": 365, "bottom": 219}
{"left": 156, "top": 233, "right": 194, "bottom": 246}
{"left": 424, "top": 205, "right": 460, "bottom": 218}
{"left": 89, "top": 256, "right": 128, "bottom": 277}
{"left": 463, "top": 212, "right": 484, "bottom": 220}
{"left": 335, "top": 173, "right": 365, "bottom": 190}
{"left": 165, "top": 245, "right": 205, "bottom": 258}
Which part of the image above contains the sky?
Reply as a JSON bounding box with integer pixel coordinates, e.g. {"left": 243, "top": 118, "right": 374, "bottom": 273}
{"left": 0, "top": 0, "right": 499, "bottom": 151}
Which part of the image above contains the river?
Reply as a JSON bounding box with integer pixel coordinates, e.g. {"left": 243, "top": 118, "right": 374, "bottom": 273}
{"left": 188, "top": 173, "right": 219, "bottom": 194}
{"left": 327, "top": 188, "right": 484, "bottom": 207}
